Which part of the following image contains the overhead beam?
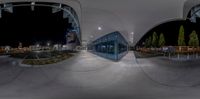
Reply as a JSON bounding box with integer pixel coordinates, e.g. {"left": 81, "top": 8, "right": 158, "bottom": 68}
{"left": 3, "top": 3, "right": 13, "bottom": 13}
{"left": 0, "top": 7, "right": 1, "bottom": 18}
{"left": 31, "top": 2, "right": 35, "bottom": 11}
{"left": 52, "top": 4, "right": 62, "bottom": 13}
{"left": 63, "top": 11, "right": 70, "bottom": 19}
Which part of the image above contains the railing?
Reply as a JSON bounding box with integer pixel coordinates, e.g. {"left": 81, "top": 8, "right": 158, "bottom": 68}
{"left": 137, "top": 46, "right": 200, "bottom": 54}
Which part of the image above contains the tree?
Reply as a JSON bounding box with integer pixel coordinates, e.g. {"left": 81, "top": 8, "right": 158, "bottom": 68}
{"left": 158, "top": 33, "right": 166, "bottom": 47}
{"left": 144, "top": 38, "right": 149, "bottom": 48}
{"left": 144, "top": 38, "right": 148, "bottom": 48}
{"left": 178, "top": 25, "right": 186, "bottom": 46}
{"left": 188, "top": 30, "right": 199, "bottom": 47}
{"left": 151, "top": 32, "right": 158, "bottom": 47}
{"left": 147, "top": 36, "right": 152, "bottom": 47}
{"left": 144, "top": 36, "right": 152, "bottom": 48}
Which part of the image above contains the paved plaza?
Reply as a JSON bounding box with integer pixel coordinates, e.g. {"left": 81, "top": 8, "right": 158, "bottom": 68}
{"left": 0, "top": 51, "right": 200, "bottom": 99}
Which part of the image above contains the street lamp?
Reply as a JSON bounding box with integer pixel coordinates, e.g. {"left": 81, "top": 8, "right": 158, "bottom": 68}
{"left": 98, "top": 26, "right": 102, "bottom": 30}
{"left": 47, "top": 42, "right": 50, "bottom": 46}
{"left": 130, "top": 32, "right": 135, "bottom": 50}
{"left": 130, "top": 32, "right": 134, "bottom": 43}
{"left": 36, "top": 44, "right": 40, "bottom": 47}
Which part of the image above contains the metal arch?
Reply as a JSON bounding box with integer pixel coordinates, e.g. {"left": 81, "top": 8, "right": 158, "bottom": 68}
{"left": 0, "top": 2, "right": 81, "bottom": 42}
{"left": 188, "top": 5, "right": 200, "bottom": 23}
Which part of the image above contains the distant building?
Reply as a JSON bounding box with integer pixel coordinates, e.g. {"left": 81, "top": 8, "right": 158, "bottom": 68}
{"left": 29, "top": 45, "right": 41, "bottom": 51}
{"left": 66, "top": 31, "right": 78, "bottom": 51}
{"left": 3, "top": 46, "right": 11, "bottom": 53}
{"left": 18, "top": 42, "right": 22, "bottom": 48}
{"left": 53, "top": 44, "right": 62, "bottom": 51}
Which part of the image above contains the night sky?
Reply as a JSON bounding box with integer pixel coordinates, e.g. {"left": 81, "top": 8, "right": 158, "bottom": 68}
{"left": 137, "top": 20, "right": 200, "bottom": 46}
{"left": 0, "top": 6, "right": 71, "bottom": 47}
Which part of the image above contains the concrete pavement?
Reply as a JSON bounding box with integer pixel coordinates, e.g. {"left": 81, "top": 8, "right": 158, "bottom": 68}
{"left": 0, "top": 51, "right": 200, "bottom": 99}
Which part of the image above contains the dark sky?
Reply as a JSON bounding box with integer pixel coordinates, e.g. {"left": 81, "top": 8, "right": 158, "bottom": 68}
{"left": 137, "top": 20, "right": 200, "bottom": 46}
{"left": 0, "top": 6, "right": 71, "bottom": 47}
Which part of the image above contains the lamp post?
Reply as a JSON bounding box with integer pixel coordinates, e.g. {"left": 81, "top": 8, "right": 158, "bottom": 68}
{"left": 47, "top": 42, "right": 50, "bottom": 46}
{"left": 131, "top": 32, "right": 134, "bottom": 51}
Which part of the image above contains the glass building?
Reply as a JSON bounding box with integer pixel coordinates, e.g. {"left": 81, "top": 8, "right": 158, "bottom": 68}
{"left": 88, "top": 31, "right": 128, "bottom": 61}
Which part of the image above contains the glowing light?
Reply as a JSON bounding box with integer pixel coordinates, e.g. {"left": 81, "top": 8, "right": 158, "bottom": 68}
{"left": 98, "top": 27, "right": 102, "bottom": 30}
{"left": 90, "top": 35, "right": 94, "bottom": 38}
{"left": 47, "top": 42, "right": 50, "bottom": 46}
{"left": 131, "top": 32, "right": 134, "bottom": 35}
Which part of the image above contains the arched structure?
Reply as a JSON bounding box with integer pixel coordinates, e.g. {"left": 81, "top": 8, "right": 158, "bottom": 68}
{"left": 0, "top": 2, "right": 81, "bottom": 43}
{"left": 0, "top": 0, "right": 190, "bottom": 46}
{"left": 184, "top": 1, "right": 200, "bottom": 23}
{"left": 183, "top": 0, "right": 200, "bottom": 19}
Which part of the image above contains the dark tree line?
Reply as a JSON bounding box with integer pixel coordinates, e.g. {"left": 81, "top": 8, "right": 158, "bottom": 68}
{"left": 144, "top": 25, "right": 199, "bottom": 48}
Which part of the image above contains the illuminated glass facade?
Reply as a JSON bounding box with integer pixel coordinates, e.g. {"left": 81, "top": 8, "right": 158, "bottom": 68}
{"left": 88, "top": 31, "right": 128, "bottom": 61}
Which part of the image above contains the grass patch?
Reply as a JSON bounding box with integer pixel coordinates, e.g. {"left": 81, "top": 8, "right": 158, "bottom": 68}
{"left": 22, "top": 53, "right": 73, "bottom": 65}
{"left": 134, "top": 51, "right": 163, "bottom": 58}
